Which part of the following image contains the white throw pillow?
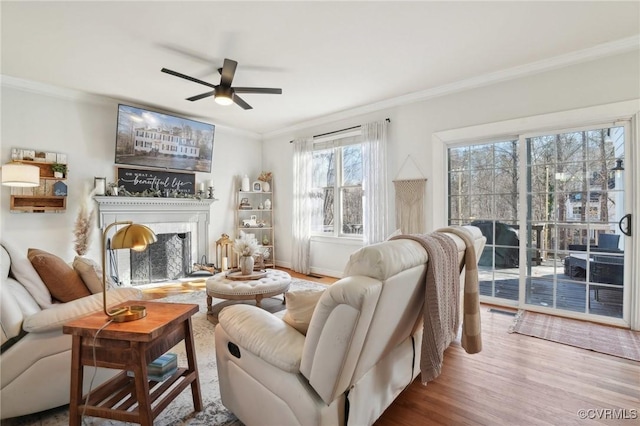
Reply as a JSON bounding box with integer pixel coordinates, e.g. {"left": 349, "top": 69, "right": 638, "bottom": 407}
{"left": 73, "top": 256, "right": 115, "bottom": 294}
{"left": 283, "top": 289, "right": 326, "bottom": 335}
{"left": 1, "top": 241, "right": 53, "bottom": 308}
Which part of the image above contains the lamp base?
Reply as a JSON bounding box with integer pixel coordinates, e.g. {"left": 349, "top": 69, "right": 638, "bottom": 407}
{"left": 108, "top": 305, "right": 147, "bottom": 322}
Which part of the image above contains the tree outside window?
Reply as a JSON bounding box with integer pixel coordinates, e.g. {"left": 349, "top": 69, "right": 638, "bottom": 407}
{"left": 311, "top": 144, "right": 363, "bottom": 237}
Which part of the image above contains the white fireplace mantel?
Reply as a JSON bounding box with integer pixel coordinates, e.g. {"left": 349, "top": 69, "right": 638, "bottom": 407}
{"left": 94, "top": 196, "right": 216, "bottom": 267}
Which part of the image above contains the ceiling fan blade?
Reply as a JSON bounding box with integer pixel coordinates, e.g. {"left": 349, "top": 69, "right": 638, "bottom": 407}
{"left": 220, "top": 58, "right": 238, "bottom": 87}
{"left": 186, "top": 90, "right": 216, "bottom": 101}
{"left": 232, "top": 87, "right": 282, "bottom": 95}
{"left": 232, "top": 93, "right": 253, "bottom": 110}
{"left": 161, "top": 68, "right": 217, "bottom": 89}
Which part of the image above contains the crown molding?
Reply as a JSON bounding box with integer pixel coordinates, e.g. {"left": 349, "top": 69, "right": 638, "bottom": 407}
{"left": 263, "top": 35, "right": 640, "bottom": 140}
{"left": 0, "top": 75, "right": 261, "bottom": 140}
{"left": 1, "top": 74, "right": 116, "bottom": 105}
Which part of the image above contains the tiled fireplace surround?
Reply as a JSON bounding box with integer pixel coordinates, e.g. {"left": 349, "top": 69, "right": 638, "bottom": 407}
{"left": 94, "top": 196, "right": 215, "bottom": 286}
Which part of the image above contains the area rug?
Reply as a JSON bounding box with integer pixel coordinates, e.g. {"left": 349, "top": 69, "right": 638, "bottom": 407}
{"left": 4, "top": 279, "right": 328, "bottom": 426}
{"left": 509, "top": 310, "right": 640, "bottom": 361}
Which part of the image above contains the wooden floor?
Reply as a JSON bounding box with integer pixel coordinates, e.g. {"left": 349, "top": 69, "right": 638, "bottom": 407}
{"left": 375, "top": 307, "right": 639, "bottom": 426}
{"left": 142, "top": 268, "right": 639, "bottom": 425}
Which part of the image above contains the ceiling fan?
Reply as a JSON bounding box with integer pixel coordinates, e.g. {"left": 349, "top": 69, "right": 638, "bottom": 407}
{"left": 161, "top": 58, "right": 282, "bottom": 110}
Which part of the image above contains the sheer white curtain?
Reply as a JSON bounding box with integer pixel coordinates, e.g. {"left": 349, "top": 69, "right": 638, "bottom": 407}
{"left": 291, "top": 137, "right": 314, "bottom": 274}
{"left": 362, "top": 120, "right": 389, "bottom": 245}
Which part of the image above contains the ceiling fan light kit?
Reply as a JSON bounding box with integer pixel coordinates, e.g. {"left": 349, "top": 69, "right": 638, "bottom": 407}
{"left": 215, "top": 93, "right": 233, "bottom": 106}
{"left": 162, "top": 58, "right": 282, "bottom": 110}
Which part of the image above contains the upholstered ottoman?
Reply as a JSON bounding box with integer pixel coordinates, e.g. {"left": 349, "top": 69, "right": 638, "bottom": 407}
{"left": 206, "top": 269, "right": 291, "bottom": 312}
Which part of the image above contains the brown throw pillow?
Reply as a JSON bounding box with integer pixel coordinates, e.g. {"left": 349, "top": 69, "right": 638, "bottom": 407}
{"left": 28, "top": 248, "right": 91, "bottom": 302}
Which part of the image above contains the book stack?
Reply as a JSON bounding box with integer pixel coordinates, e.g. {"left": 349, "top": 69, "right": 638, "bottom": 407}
{"left": 128, "top": 352, "right": 178, "bottom": 382}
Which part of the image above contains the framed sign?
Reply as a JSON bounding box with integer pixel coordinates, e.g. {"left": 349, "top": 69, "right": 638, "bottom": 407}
{"left": 117, "top": 167, "right": 196, "bottom": 195}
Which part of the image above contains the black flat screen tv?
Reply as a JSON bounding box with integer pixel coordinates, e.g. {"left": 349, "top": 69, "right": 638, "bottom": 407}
{"left": 115, "top": 104, "right": 215, "bottom": 173}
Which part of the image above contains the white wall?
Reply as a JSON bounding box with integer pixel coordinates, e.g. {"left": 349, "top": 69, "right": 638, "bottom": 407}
{"left": 0, "top": 82, "right": 263, "bottom": 266}
{"left": 264, "top": 51, "right": 640, "bottom": 277}
{"left": 2, "top": 51, "right": 638, "bottom": 277}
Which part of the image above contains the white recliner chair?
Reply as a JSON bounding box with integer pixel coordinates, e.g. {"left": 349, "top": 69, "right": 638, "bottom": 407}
{"left": 0, "top": 242, "right": 142, "bottom": 420}
{"left": 215, "top": 226, "right": 485, "bottom": 426}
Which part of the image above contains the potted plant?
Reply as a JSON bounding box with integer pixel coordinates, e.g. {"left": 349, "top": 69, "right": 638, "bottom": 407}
{"left": 51, "top": 163, "right": 67, "bottom": 178}
{"left": 107, "top": 182, "right": 124, "bottom": 196}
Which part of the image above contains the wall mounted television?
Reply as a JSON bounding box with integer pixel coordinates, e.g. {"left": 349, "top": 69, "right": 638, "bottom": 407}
{"left": 115, "top": 104, "right": 215, "bottom": 173}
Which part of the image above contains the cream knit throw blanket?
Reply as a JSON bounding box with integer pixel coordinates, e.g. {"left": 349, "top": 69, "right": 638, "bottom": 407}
{"left": 392, "top": 226, "right": 482, "bottom": 384}
{"left": 437, "top": 226, "right": 483, "bottom": 355}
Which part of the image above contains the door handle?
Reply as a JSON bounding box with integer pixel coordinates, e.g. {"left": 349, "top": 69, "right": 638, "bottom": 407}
{"left": 619, "top": 213, "right": 632, "bottom": 236}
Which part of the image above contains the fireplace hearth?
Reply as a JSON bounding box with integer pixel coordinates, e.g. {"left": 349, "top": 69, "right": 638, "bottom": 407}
{"left": 95, "top": 196, "right": 214, "bottom": 286}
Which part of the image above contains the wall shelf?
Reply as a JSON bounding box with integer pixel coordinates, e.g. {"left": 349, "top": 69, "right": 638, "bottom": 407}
{"left": 8, "top": 157, "right": 68, "bottom": 213}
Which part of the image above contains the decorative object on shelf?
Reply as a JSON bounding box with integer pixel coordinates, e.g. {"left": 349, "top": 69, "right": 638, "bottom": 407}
{"left": 50, "top": 163, "right": 67, "bottom": 178}
{"left": 1, "top": 162, "right": 40, "bottom": 187}
{"left": 233, "top": 231, "right": 259, "bottom": 276}
{"left": 241, "top": 174, "right": 250, "bottom": 192}
{"left": 252, "top": 181, "right": 263, "bottom": 192}
{"left": 242, "top": 215, "right": 258, "bottom": 227}
{"left": 239, "top": 197, "right": 252, "bottom": 209}
{"left": 258, "top": 171, "right": 272, "bottom": 192}
{"left": 53, "top": 181, "right": 68, "bottom": 196}
{"left": 258, "top": 202, "right": 264, "bottom": 210}
{"left": 101, "top": 221, "right": 157, "bottom": 322}
{"left": 264, "top": 198, "right": 272, "bottom": 210}
{"left": 94, "top": 177, "right": 106, "bottom": 196}
{"left": 262, "top": 235, "right": 270, "bottom": 245}
{"left": 206, "top": 179, "right": 215, "bottom": 199}
{"left": 108, "top": 182, "right": 124, "bottom": 196}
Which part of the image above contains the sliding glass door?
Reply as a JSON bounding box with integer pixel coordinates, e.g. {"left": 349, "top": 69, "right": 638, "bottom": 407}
{"left": 524, "top": 125, "right": 627, "bottom": 318}
{"left": 448, "top": 123, "right": 631, "bottom": 322}
{"left": 448, "top": 140, "right": 521, "bottom": 305}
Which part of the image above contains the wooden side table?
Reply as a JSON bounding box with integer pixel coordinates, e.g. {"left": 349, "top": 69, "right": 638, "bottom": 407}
{"left": 63, "top": 301, "right": 202, "bottom": 426}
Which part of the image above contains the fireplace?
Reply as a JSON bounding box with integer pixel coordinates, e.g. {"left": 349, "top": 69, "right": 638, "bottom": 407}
{"left": 95, "top": 196, "right": 215, "bottom": 286}
{"left": 130, "top": 231, "right": 192, "bottom": 285}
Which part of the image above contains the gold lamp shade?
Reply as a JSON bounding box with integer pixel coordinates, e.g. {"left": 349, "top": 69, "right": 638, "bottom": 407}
{"left": 111, "top": 223, "right": 158, "bottom": 251}
{"left": 102, "top": 221, "right": 157, "bottom": 322}
{"left": 1, "top": 163, "right": 40, "bottom": 187}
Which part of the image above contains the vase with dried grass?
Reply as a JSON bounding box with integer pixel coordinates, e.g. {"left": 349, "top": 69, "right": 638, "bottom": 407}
{"left": 233, "top": 232, "right": 259, "bottom": 276}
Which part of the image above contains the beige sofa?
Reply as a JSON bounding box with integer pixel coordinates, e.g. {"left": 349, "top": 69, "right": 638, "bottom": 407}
{"left": 0, "top": 242, "right": 142, "bottom": 420}
{"left": 215, "top": 226, "right": 485, "bottom": 426}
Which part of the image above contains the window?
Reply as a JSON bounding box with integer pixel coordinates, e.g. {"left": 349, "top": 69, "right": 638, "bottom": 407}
{"left": 311, "top": 143, "right": 363, "bottom": 237}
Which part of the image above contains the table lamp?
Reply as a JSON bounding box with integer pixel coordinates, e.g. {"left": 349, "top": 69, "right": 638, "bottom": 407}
{"left": 1, "top": 162, "right": 40, "bottom": 187}
{"left": 102, "top": 221, "right": 157, "bottom": 322}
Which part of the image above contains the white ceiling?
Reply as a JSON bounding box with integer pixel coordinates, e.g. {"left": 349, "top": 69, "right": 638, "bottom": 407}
{"left": 2, "top": 1, "right": 639, "bottom": 136}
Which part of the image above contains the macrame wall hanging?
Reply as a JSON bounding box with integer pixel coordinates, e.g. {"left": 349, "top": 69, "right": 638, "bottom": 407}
{"left": 393, "top": 155, "right": 427, "bottom": 234}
